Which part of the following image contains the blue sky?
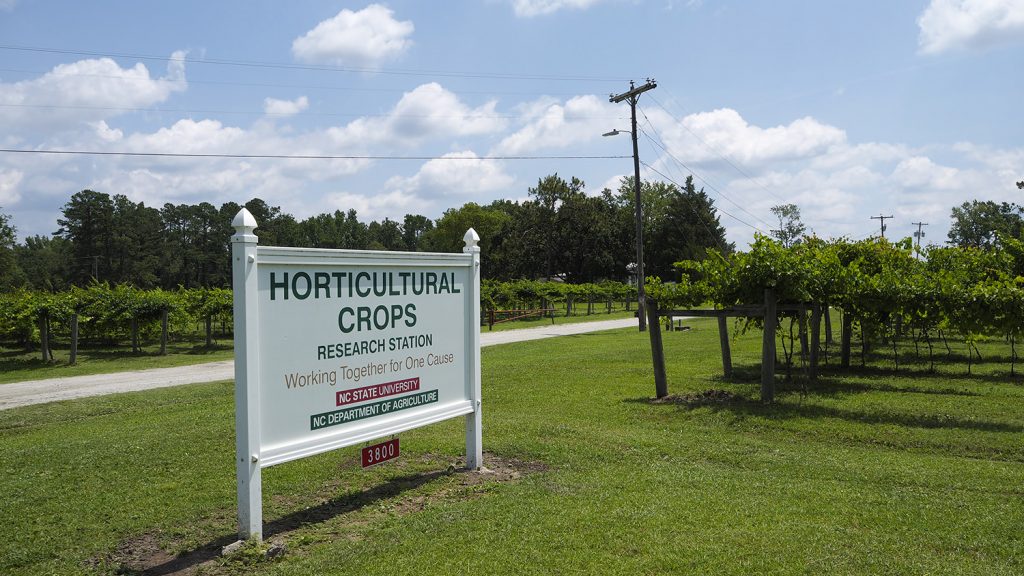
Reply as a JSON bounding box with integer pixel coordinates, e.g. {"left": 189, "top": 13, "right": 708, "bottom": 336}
{"left": 0, "top": 0, "right": 1021, "bottom": 247}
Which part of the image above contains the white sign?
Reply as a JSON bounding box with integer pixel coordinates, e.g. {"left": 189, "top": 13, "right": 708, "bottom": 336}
{"left": 231, "top": 208, "right": 482, "bottom": 540}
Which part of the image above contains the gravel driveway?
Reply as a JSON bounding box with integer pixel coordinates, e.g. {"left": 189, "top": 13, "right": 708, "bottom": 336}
{"left": 0, "top": 318, "right": 640, "bottom": 410}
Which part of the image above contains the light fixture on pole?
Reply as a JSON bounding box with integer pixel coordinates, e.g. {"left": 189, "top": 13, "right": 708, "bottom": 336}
{"left": 608, "top": 79, "right": 656, "bottom": 332}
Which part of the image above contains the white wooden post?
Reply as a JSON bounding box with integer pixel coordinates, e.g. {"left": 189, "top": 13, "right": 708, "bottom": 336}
{"left": 463, "top": 228, "right": 483, "bottom": 470}
{"left": 232, "top": 208, "right": 262, "bottom": 541}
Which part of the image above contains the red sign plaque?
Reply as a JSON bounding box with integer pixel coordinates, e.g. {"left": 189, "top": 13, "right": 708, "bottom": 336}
{"left": 361, "top": 438, "right": 400, "bottom": 468}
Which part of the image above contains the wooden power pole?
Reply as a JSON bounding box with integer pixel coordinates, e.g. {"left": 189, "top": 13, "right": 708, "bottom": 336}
{"left": 870, "top": 214, "right": 893, "bottom": 238}
{"left": 609, "top": 79, "right": 657, "bottom": 332}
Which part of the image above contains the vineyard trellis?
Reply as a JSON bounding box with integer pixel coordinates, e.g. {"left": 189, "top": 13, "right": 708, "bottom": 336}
{"left": 0, "top": 283, "right": 234, "bottom": 361}
{"left": 0, "top": 280, "right": 639, "bottom": 359}
{"left": 644, "top": 234, "right": 1024, "bottom": 400}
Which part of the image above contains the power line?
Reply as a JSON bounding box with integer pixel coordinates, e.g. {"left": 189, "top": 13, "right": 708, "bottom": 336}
{"left": 648, "top": 91, "right": 788, "bottom": 204}
{"left": 638, "top": 162, "right": 744, "bottom": 254}
{"left": 0, "top": 102, "right": 620, "bottom": 122}
{"left": 0, "top": 148, "right": 630, "bottom": 161}
{"left": 0, "top": 66, "right": 598, "bottom": 97}
{"left": 641, "top": 161, "right": 766, "bottom": 235}
{"left": 0, "top": 44, "right": 627, "bottom": 83}
{"left": 634, "top": 109, "right": 774, "bottom": 230}
{"left": 638, "top": 127, "right": 773, "bottom": 230}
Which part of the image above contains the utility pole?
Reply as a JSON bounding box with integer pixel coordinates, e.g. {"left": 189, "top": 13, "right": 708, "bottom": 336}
{"left": 912, "top": 221, "right": 928, "bottom": 253}
{"left": 870, "top": 214, "right": 893, "bottom": 239}
{"left": 609, "top": 78, "right": 657, "bottom": 331}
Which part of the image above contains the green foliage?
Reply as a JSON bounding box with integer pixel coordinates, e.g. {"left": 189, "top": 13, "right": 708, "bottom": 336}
{"left": 647, "top": 175, "right": 733, "bottom": 280}
{"left": 666, "top": 235, "right": 1024, "bottom": 371}
{"left": 948, "top": 200, "right": 1023, "bottom": 249}
{"left": 0, "top": 206, "right": 27, "bottom": 291}
{"left": 769, "top": 203, "right": 806, "bottom": 248}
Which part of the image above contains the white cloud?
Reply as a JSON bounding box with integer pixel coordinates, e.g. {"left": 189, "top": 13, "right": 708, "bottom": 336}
{"left": 917, "top": 0, "right": 1024, "bottom": 54}
{"left": 84, "top": 118, "right": 370, "bottom": 211}
{"left": 120, "top": 118, "right": 248, "bottom": 154}
{"left": 659, "top": 108, "right": 847, "bottom": 169}
{"left": 494, "top": 95, "right": 617, "bottom": 154}
{"left": 630, "top": 106, "right": 999, "bottom": 243}
{"left": 386, "top": 151, "right": 516, "bottom": 199}
{"left": 511, "top": 0, "right": 604, "bottom": 17}
{"left": 0, "top": 169, "right": 24, "bottom": 205}
{"left": 328, "top": 83, "right": 506, "bottom": 148}
{"left": 325, "top": 190, "right": 432, "bottom": 222}
{"left": 292, "top": 4, "right": 414, "bottom": 67}
{"left": 264, "top": 96, "right": 309, "bottom": 116}
{"left": 0, "top": 51, "right": 187, "bottom": 134}
{"left": 91, "top": 121, "right": 124, "bottom": 143}
{"left": 892, "top": 156, "right": 962, "bottom": 190}
{"left": 0, "top": 0, "right": 17, "bottom": 11}
{"left": 807, "top": 142, "right": 908, "bottom": 172}
{"left": 952, "top": 142, "right": 1024, "bottom": 184}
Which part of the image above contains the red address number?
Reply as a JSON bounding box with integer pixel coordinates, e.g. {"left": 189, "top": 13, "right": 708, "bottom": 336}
{"left": 361, "top": 438, "right": 400, "bottom": 468}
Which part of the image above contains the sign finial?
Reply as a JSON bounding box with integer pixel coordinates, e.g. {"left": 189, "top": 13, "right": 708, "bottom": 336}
{"left": 463, "top": 228, "right": 480, "bottom": 251}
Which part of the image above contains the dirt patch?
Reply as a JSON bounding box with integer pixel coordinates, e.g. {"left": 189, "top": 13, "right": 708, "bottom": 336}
{"left": 89, "top": 528, "right": 238, "bottom": 576}
{"left": 93, "top": 452, "right": 545, "bottom": 575}
{"left": 87, "top": 531, "right": 177, "bottom": 575}
{"left": 455, "top": 453, "right": 550, "bottom": 484}
{"left": 650, "top": 389, "right": 739, "bottom": 406}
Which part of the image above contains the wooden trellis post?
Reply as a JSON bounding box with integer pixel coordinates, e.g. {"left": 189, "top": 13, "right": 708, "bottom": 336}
{"left": 761, "top": 289, "right": 776, "bottom": 403}
{"left": 718, "top": 315, "right": 733, "bottom": 380}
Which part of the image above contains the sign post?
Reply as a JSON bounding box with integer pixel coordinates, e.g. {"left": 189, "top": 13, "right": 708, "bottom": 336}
{"left": 463, "top": 229, "right": 482, "bottom": 469}
{"left": 231, "top": 208, "right": 482, "bottom": 542}
{"left": 231, "top": 209, "right": 262, "bottom": 540}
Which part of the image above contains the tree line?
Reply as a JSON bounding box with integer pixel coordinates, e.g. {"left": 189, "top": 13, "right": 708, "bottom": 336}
{"left": 0, "top": 173, "right": 731, "bottom": 291}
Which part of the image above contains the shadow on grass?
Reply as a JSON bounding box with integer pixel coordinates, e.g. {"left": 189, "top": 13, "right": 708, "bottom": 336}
{"left": 724, "top": 361, "right": 1022, "bottom": 387}
{"left": 627, "top": 391, "right": 1023, "bottom": 434}
{"left": 132, "top": 469, "right": 450, "bottom": 575}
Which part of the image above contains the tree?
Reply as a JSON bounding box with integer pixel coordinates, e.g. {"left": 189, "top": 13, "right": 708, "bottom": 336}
{"left": 401, "top": 214, "right": 433, "bottom": 251}
{"left": 244, "top": 198, "right": 305, "bottom": 247}
{"left": 0, "top": 207, "right": 27, "bottom": 290}
{"left": 300, "top": 209, "right": 368, "bottom": 249}
{"left": 423, "top": 202, "right": 510, "bottom": 268}
{"left": 528, "top": 174, "right": 586, "bottom": 278}
{"left": 15, "top": 235, "right": 70, "bottom": 291}
{"left": 770, "top": 203, "right": 807, "bottom": 248}
{"left": 614, "top": 177, "right": 677, "bottom": 276}
{"left": 556, "top": 191, "right": 629, "bottom": 282}
{"left": 161, "top": 201, "right": 229, "bottom": 288}
{"left": 488, "top": 200, "right": 549, "bottom": 280}
{"left": 56, "top": 189, "right": 114, "bottom": 285}
{"left": 948, "top": 200, "right": 1023, "bottom": 249}
{"left": 109, "top": 195, "right": 162, "bottom": 287}
{"left": 367, "top": 218, "right": 403, "bottom": 251}
{"left": 1017, "top": 181, "right": 1023, "bottom": 190}
{"left": 647, "top": 176, "right": 733, "bottom": 280}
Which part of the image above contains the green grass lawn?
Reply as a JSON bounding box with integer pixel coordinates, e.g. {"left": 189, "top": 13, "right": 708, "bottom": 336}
{"left": 0, "top": 339, "right": 234, "bottom": 385}
{"left": 1, "top": 318, "right": 1022, "bottom": 574}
